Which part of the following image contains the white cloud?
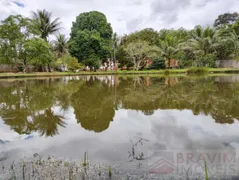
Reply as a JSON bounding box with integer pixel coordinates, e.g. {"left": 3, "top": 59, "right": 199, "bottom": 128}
{"left": 0, "top": 0, "right": 239, "bottom": 36}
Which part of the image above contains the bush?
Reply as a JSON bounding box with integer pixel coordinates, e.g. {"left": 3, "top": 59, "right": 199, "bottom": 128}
{"left": 83, "top": 54, "right": 101, "bottom": 71}
{"left": 195, "top": 54, "right": 216, "bottom": 67}
{"left": 164, "top": 69, "right": 170, "bottom": 75}
{"left": 187, "top": 67, "right": 209, "bottom": 74}
{"left": 148, "top": 57, "right": 165, "bottom": 70}
{"left": 56, "top": 54, "right": 83, "bottom": 72}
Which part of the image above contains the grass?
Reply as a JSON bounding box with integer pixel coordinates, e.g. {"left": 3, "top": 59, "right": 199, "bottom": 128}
{"left": 187, "top": 67, "right": 209, "bottom": 74}
{"left": 0, "top": 68, "right": 239, "bottom": 79}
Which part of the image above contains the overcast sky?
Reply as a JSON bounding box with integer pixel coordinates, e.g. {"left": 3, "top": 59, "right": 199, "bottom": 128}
{"left": 1, "top": 0, "right": 239, "bottom": 36}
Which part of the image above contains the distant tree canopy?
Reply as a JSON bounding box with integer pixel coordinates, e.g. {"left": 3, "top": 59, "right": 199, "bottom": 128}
{"left": 69, "top": 11, "right": 113, "bottom": 70}
{"left": 214, "top": 12, "right": 239, "bottom": 28}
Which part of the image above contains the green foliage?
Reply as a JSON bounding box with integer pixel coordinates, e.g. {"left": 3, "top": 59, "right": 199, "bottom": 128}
{"left": 194, "top": 54, "right": 216, "bottom": 67}
{"left": 180, "top": 25, "right": 238, "bottom": 62}
{"left": 24, "top": 38, "right": 54, "bottom": 67}
{"left": 204, "top": 161, "right": 209, "bottom": 180}
{"left": 164, "top": 69, "right": 170, "bottom": 75}
{"left": 70, "top": 11, "right": 112, "bottom": 40}
{"left": 187, "top": 67, "right": 209, "bottom": 74}
{"left": 0, "top": 15, "right": 39, "bottom": 65}
{"left": 216, "top": 28, "right": 239, "bottom": 59}
{"left": 32, "top": 9, "right": 61, "bottom": 41}
{"left": 214, "top": 12, "right": 239, "bottom": 28}
{"left": 124, "top": 41, "right": 160, "bottom": 70}
{"left": 69, "top": 30, "right": 102, "bottom": 61}
{"left": 83, "top": 54, "right": 101, "bottom": 71}
{"left": 121, "top": 28, "right": 160, "bottom": 46}
{"left": 158, "top": 32, "right": 182, "bottom": 68}
{"left": 69, "top": 11, "right": 113, "bottom": 70}
{"left": 148, "top": 57, "right": 166, "bottom": 70}
{"left": 1, "top": 10, "right": 239, "bottom": 73}
{"left": 56, "top": 54, "right": 83, "bottom": 72}
{"left": 53, "top": 34, "right": 68, "bottom": 59}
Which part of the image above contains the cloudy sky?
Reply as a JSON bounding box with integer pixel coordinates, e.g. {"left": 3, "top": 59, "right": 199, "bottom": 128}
{"left": 1, "top": 0, "right": 239, "bottom": 36}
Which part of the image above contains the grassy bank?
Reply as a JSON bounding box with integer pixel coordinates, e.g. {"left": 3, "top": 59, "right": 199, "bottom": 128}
{"left": 0, "top": 68, "right": 239, "bottom": 78}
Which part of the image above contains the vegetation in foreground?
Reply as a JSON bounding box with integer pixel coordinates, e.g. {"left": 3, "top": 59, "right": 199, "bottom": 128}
{"left": 1, "top": 11, "right": 239, "bottom": 72}
{"left": 0, "top": 153, "right": 230, "bottom": 180}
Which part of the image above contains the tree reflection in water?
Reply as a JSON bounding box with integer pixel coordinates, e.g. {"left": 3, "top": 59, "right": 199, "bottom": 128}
{"left": 0, "top": 75, "right": 239, "bottom": 137}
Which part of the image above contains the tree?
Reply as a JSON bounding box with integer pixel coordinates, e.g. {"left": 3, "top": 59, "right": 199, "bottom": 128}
{"left": 124, "top": 41, "right": 159, "bottom": 70}
{"left": 116, "top": 28, "right": 161, "bottom": 69}
{"left": 112, "top": 33, "right": 118, "bottom": 62}
{"left": 214, "top": 12, "right": 239, "bottom": 28}
{"left": 53, "top": 34, "right": 68, "bottom": 59}
{"left": 69, "top": 11, "right": 113, "bottom": 69}
{"left": 181, "top": 26, "right": 237, "bottom": 64}
{"left": 215, "top": 28, "right": 239, "bottom": 59}
{"left": 24, "top": 38, "right": 54, "bottom": 71}
{"left": 34, "top": 108, "right": 66, "bottom": 137}
{"left": 158, "top": 33, "right": 181, "bottom": 68}
{"left": 121, "top": 28, "right": 160, "bottom": 46}
{"left": 232, "top": 19, "right": 239, "bottom": 36}
{"left": 32, "top": 9, "right": 61, "bottom": 41}
{"left": 70, "top": 11, "right": 112, "bottom": 40}
{"left": 0, "top": 15, "right": 38, "bottom": 67}
{"left": 69, "top": 30, "right": 104, "bottom": 70}
{"left": 71, "top": 78, "right": 115, "bottom": 133}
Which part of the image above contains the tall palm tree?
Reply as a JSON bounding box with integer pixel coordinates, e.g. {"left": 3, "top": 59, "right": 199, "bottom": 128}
{"left": 53, "top": 34, "right": 68, "bottom": 58}
{"left": 32, "top": 9, "right": 61, "bottom": 41}
{"left": 158, "top": 34, "right": 181, "bottom": 68}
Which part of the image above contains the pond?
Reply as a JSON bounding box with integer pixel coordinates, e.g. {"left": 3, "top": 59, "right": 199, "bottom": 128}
{"left": 0, "top": 75, "right": 239, "bottom": 179}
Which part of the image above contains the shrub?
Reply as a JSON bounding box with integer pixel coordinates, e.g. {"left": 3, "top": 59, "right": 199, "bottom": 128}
{"left": 56, "top": 54, "right": 83, "bottom": 72}
{"left": 195, "top": 54, "right": 216, "bottom": 67}
{"left": 164, "top": 69, "right": 170, "bottom": 75}
{"left": 148, "top": 57, "right": 165, "bottom": 70}
{"left": 187, "top": 67, "right": 209, "bottom": 74}
{"left": 83, "top": 54, "right": 101, "bottom": 71}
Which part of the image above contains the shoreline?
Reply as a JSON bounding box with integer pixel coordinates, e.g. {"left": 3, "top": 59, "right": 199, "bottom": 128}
{"left": 0, "top": 68, "right": 239, "bottom": 79}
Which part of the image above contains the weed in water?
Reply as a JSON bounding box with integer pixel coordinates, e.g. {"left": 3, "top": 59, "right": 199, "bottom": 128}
{"left": 204, "top": 161, "right": 209, "bottom": 180}
{"left": 108, "top": 166, "right": 112, "bottom": 179}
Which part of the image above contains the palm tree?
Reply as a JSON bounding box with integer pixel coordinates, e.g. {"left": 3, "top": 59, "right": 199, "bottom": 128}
{"left": 158, "top": 34, "right": 181, "bottom": 68}
{"left": 33, "top": 108, "right": 66, "bottom": 137}
{"left": 182, "top": 26, "right": 220, "bottom": 56}
{"left": 181, "top": 26, "right": 238, "bottom": 65}
{"left": 32, "top": 9, "right": 61, "bottom": 41}
{"left": 53, "top": 34, "right": 68, "bottom": 58}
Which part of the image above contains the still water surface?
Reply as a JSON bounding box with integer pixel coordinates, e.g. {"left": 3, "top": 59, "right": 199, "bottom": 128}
{"left": 0, "top": 75, "right": 239, "bottom": 175}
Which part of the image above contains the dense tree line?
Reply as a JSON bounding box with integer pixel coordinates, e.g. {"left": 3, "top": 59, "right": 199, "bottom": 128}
{"left": 116, "top": 12, "right": 239, "bottom": 70}
{"left": 0, "top": 11, "right": 239, "bottom": 72}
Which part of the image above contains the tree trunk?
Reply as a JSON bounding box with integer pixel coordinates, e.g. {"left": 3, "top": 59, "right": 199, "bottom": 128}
{"left": 47, "top": 64, "right": 51, "bottom": 72}
{"left": 115, "top": 60, "right": 118, "bottom": 72}
{"left": 168, "top": 58, "right": 171, "bottom": 69}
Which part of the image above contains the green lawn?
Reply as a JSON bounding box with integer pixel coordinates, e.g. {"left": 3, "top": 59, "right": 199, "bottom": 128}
{"left": 0, "top": 68, "right": 239, "bottom": 78}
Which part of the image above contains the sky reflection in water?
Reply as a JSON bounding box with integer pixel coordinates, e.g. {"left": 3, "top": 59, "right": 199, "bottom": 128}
{"left": 0, "top": 75, "right": 239, "bottom": 168}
